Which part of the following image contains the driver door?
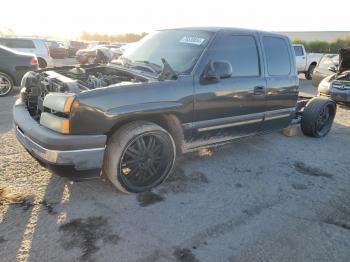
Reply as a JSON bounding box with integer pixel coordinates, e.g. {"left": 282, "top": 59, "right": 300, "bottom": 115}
{"left": 192, "top": 32, "right": 266, "bottom": 140}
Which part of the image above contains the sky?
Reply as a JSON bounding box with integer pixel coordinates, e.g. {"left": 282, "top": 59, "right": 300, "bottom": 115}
{"left": 1, "top": 0, "right": 349, "bottom": 39}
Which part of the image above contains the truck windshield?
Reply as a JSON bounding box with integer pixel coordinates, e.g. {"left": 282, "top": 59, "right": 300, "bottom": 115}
{"left": 121, "top": 30, "right": 213, "bottom": 74}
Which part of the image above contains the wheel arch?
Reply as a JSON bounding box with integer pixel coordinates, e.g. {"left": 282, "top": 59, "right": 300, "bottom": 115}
{"left": 106, "top": 113, "right": 185, "bottom": 154}
{"left": 37, "top": 57, "right": 47, "bottom": 68}
{"left": 0, "top": 70, "right": 15, "bottom": 85}
{"left": 308, "top": 61, "right": 317, "bottom": 69}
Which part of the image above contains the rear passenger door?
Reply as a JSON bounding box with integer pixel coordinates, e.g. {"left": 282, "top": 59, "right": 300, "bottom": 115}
{"left": 193, "top": 31, "right": 266, "bottom": 139}
{"left": 261, "top": 35, "right": 299, "bottom": 131}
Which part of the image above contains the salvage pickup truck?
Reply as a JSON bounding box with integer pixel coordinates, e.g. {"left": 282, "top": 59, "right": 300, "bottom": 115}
{"left": 14, "top": 28, "right": 336, "bottom": 193}
{"left": 293, "top": 44, "right": 323, "bottom": 80}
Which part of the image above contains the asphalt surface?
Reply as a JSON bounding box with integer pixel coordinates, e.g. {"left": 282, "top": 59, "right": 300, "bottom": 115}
{"left": 0, "top": 62, "right": 349, "bottom": 262}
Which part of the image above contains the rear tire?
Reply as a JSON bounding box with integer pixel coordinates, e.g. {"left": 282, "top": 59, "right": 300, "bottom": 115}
{"left": 0, "top": 72, "right": 14, "bottom": 96}
{"left": 301, "top": 97, "right": 336, "bottom": 137}
{"left": 305, "top": 64, "right": 316, "bottom": 80}
{"left": 103, "top": 121, "right": 176, "bottom": 193}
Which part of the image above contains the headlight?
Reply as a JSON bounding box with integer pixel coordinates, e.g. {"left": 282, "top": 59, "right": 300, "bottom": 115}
{"left": 20, "top": 71, "right": 36, "bottom": 88}
{"left": 40, "top": 112, "right": 70, "bottom": 134}
{"left": 41, "top": 93, "right": 78, "bottom": 134}
{"left": 43, "top": 93, "right": 76, "bottom": 113}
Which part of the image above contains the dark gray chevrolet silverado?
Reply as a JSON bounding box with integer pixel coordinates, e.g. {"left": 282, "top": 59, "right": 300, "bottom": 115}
{"left": 14, "top": 28, "right": 336, "bottom": 193}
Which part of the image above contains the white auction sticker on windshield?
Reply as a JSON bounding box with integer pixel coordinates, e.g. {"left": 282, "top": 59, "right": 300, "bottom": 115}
{"left": 179, "top": 36, "right": 205, "bottom": 45}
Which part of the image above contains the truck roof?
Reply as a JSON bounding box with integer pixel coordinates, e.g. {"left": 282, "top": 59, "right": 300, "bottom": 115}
{"left": 163, "top": 27, "right": 288, "bottom": 38}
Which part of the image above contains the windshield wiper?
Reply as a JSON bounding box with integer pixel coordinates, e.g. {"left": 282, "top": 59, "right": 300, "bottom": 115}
{"left": 157, "top": 58, "right": 178, "bottom": 81}
{"left": 119, "top": 58, "right": 161, "bottom": 74}
{"left": 134, "top": 60, "right": 162, "bottom": 73}
{"left": 119, "top": 57, "right": 177, "bottom": 80}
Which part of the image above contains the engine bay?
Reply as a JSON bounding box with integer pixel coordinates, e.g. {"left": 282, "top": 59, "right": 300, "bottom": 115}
{"left": 58, "top": 66, "right": 142, "bottom": 89}
{"left": 22, "top": 65, "right": 146, "bottom": 119}
{"left": 334, "top": 70, "right": 350, "bottom": 82}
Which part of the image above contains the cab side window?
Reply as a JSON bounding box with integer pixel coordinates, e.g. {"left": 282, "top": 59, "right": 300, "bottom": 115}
{"left": 211, "top": 35, "right": 260, "bottom": 77}
{"left": 263, "top": 36, "right": 291, "bottom": 76}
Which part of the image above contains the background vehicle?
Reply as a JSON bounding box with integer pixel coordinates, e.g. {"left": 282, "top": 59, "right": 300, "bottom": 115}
{"left": 318, "top": 48, "right": 350, "bottom": 104}
{"left": 0, "top": 45, "right": 38, "bottom": 96}
{"left": 86, "top": 41, "right": 110, "bottom": 49}
{"left": 0, "top": 37, "right": 53, "bottom": 68}
{"left": 293, "top": 44, "right": 323, "bottom": 79}
{"left": 65, "top": 40, "right": 88, "bottom": 57}
{"left": 312, "top": 54, "right": 339, "bottom": 87}
{"left": 14, "top": 28, "right": 336, "bottom": 193}
{"left": 45, "top": 40, "right": 68, "bottom": 59}
{"left": 76, "top": 45, "right": 122, "bottom": 64}
{"left": 111, "top": 42, "right": 126, "bottom": 48}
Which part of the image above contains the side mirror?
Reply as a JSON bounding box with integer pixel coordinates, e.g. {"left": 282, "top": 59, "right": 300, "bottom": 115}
{"left": 328, "top": 65, "right": 338, "bottom": 73}
{"left": 204, "top": 60, "right": 233, "bottom": 80}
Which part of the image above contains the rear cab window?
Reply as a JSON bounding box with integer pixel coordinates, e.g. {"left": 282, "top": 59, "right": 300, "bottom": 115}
{"left": 263, "top": 36, "right": 291, "bottom": 76}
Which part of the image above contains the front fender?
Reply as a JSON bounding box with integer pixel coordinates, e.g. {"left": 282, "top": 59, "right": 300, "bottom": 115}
{"left": 70, "top": 76, "right": 194, "bottom": 135}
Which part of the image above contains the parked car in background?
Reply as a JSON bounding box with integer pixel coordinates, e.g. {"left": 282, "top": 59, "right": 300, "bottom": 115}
{"left": 86, "top": 41, "right": 110, "bottom": 49}
{"left": 0, "top": 45, "right": 38, "bottom": 96}
{"left": 65, "top": 41, "right": 88, "bottom": 57}
{"left": 318, "top": 48, "right": 350, "bottom": 104}
{"left": 111, "top": 42, "right": 126, "bottom": 48}
{"left": 312, "top": 54, "right": 339, "bottom": 87}
{"left": 76, "top": 45, "right": 122, "bottom": 64}
{"left": 45, "top": 40, "right": 68, "bottom": 59}
{"left": 14, "top": 28, "right": 336, "bottom": 193}
{"left": 293, "top": 44, "right": 323, "bottom": 80}
{"left": 0, "top": 37, "right": 53, "bottom": 68}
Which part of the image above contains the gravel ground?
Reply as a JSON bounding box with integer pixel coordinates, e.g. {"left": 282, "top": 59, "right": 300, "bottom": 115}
{"left": 0, "top": 63, "right": 349, "bottom": 262}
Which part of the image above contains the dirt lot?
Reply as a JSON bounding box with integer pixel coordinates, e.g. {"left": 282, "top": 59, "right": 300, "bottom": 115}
{"left": 0, "top": 62, "right": 350, "bottom": 262}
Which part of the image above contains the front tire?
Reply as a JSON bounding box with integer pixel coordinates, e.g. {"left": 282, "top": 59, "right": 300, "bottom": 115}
{"left": 301, "top": 97, "right": 336, "bottom": 137}
{"left": 103, "top": 121, "right": 176, "bottom": 193}
{"left": 0, "top": 72, "right": 14, "bottom": 96}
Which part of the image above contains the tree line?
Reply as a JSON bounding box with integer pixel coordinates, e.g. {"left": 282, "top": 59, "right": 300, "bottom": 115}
{"left": 293, "top": 34, "right": 350, "bottom": 53}
{"left": 79, "top": 32, "right": 148, "bottom": 43}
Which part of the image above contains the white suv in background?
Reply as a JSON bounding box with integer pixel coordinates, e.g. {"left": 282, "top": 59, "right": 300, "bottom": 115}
{"left": 0, "top": 37, "right": 53, "bottom": 68}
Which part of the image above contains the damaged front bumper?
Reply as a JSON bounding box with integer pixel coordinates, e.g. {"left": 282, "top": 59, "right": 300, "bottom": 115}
{"left": 319, "top": 82, "right": 350, "bottom": 103}
{"left": 329, "top": 84, "right": 350, "bottom": 102}
{"left": 13, "top": 101, "right": 107, "bottom": 170}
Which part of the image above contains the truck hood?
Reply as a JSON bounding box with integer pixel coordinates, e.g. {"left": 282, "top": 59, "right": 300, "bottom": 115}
{"left": 338, "top": 48, "right": 350, "bottom": 73}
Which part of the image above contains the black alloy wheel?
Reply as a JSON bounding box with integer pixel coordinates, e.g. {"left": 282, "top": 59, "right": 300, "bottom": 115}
{"left": 119, "top": 132, "right": 173, "bottom": 191}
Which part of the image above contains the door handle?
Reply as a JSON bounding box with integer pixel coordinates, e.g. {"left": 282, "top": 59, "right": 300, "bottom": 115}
{"left": 254, "top": 86, "right": 265, "bottom": 95}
